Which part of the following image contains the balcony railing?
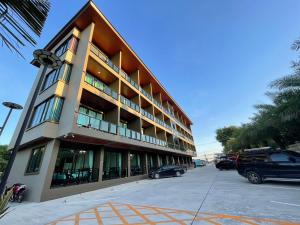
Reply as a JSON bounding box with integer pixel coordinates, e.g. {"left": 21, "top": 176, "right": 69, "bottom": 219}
{"left": 76, "top": 113, "right": 189, "bottom": 152}
{"left": 90, "top": 43, "right": 119, "bottom": 73}
{"left": 120, "top": 95, "right": 140, "bottom": 113}
{"left": 140, "top": 88, "right": 153, "bottom": 102}
{"left": 141, "top": 109, "right": 154, "bottom": 121}
{"left": 118, "top": 126, "right": 141, "bottom": 141}
{"left": 120, "top": 69, "right": 139, "bottom": 91}
{"left": 153, "top": 99, "right": 162, "bottom": 109}
{"left": 77, "top": 113, "right": 117, "bottom": 134}
{"left": 85, "top": 73, "right": 118, "bottom": 100}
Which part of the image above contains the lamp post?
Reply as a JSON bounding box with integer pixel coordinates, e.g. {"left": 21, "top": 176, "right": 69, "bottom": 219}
{"left": 0, "top": 49, "right": 62, "bottom": 195}
{"left": 0, "top": 102, "right": 23, "bottom": 136}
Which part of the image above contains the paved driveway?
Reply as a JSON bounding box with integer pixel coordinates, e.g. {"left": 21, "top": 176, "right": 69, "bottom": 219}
{"left": 2, "top": 165, "right": 300, "bottom": 225}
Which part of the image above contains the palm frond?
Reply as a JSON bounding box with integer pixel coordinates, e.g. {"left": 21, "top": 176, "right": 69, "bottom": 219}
{"left": 270, "top": 74, "right": 300, "bottom": 90}
{"left": 0, "top": 0, "right": 50, "bottom": 58}
{"left": 291, "top": 38, "right": 300, "bottom": 51}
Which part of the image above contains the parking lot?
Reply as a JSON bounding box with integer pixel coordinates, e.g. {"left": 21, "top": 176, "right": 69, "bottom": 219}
{"left": 2, "top": 165, "right": 300, "bottom": 225}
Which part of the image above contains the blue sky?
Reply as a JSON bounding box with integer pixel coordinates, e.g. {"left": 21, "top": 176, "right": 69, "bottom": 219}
{"left": 0, "top": 0, "right": 299, "bottom": 155}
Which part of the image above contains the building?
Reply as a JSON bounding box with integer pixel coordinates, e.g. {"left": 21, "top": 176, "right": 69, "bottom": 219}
{"left": 7, "top": 1, "right": 196, "bottom": 202}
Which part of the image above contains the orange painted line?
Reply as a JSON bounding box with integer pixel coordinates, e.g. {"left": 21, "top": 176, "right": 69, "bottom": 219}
{"left": 74, "top": 213, "right": 80, "bottom": 225}
{"left": 94, "top": 207, "right": 103, "bottom": 225}
{"left": 108, "top": 202, "right": 130, "bottom": 225}
{"left": 149, "top": 206, "right": 186, "bottom": 225}
{"left": 126, "top": 203, "right": 155, "bottom": 225}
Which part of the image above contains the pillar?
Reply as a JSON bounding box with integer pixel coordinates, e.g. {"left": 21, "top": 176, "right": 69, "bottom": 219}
{"left": 144, "top": 153, "right": 148, "bottom": 174}
{"left": 98, "top": 147, "right": 104, "bottom": 182}
{"left": 127, "top": 151, "right": 131, "bottom": 177}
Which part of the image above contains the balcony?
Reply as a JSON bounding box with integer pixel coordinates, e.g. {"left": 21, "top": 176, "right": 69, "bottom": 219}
{"left": 141, "top": 108, "right": 154, "bottom": 121}
{"left": 77, "top": 113, "right": 117, "bottom": 134}
{"left": 120, "top": 69, "right": 139, "bottom": 91}
{"left": 90, "top": 43, "right": 119, "bottom": 73}
{"left": 120, "top": 95, "right": 140, "bottom": 113}
{"left": 77, "top": 113, "right": 174, "bottom": 150}
{"left": 85, "top": 73, "right": 118, "bottom": 100}
{"left": 118, "top": 126, "right": 141, "bottom": 141}
{"left": 90, "top": 44, "right": 192, "bottom": 138}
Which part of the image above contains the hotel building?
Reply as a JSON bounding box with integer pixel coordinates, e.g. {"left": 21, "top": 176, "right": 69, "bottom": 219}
{"left": 7, "top": 1, "right": 196, "bottom": 202}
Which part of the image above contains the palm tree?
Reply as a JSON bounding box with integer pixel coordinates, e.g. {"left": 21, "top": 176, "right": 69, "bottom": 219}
{"left": 0, "top": 0, "right": 50, "bottom": 58}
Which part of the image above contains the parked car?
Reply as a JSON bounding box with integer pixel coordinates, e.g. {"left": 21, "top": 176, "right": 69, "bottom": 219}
{"left": 149, "top": 165, "right": 185, "bottom": 179}
{"left": 194, "top": 159, "right": 206, "bottom": 167}
{"left": 236, "top": 149, "right": 300, "bottom": 184}
{"left": 215, "top": 159, "right": 236, "bottom": 170}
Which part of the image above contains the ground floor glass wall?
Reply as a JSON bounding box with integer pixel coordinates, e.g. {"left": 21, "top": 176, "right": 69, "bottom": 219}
{"left": 102, "top": 151, "right": 127, "bottom": 180}
{"left": 147, "top": 154, "right": 157, "bottom": 171}
{"left": 130, "top": 152, "right": 145, "bottom": 176}
{"left": 51, "top": 148, "right": 98, "bottom": 187}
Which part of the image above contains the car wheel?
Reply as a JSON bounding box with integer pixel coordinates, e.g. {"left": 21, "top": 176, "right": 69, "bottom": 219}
{"left": 154, "top": 173, "right": 160, "bottom": 179}
{"left": 247, "top": 171, "right": 262, "bottom": 184}
{"left": 176, "top": 171, "right": 181, "bottom": 177}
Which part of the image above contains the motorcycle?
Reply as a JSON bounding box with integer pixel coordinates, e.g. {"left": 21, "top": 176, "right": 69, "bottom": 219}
{"left": 8, "top": 183, "right": 27, "bottom": 203}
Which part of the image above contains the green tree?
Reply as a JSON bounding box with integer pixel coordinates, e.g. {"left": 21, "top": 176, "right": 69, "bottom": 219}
{"left": 0, "top": 145, "right": 9, "bottom": 173}
{"left": 215, "top": 38, "right": 300, "bottom": 151}
{"left": 216, "top": 126, "right": 240, "bottom": 153}
{"left": 0, "top": 0, "right": 51, "bottom": 58}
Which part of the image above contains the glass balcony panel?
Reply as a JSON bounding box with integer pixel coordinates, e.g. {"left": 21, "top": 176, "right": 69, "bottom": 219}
{"left": 125, "top": 129, "right": 131, "bottom": 138}
{"left": 77, "top": 114, "right": 89, "bottom": 126}
{"left": 112, "top": 91, "right": 118, "bottom": 100}
{"left": 90, "top": 118, "right": 100, "bottom": 129}
{"left": 131, "top": 131, "right": 136, "bottom": 139}
{"left": 85, "top": 73, "right": 94, "bottom": 85}
{"left": 136, "top": 132, "right": 141, "bottom": 140}
{"left": 109, "top": 124, "right": 117, "bottom": 134}
{"left": 119, "top": 126, "right": 126, "bottom": 136}
{"left": 100, "top": 120, "right": 109, "bottom": 132}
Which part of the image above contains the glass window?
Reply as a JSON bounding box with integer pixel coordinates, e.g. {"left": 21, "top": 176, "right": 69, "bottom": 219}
{"left": 103, "top": 151, "right": 126, "bottom": 180}
{"left": 41, "top": 63, "right": 72, "bottom": 91}
{"left": 55, "top": 36, "right": 79, "bottom": 57}
{"left": 130, "top": 152, "right": 145, "bottom": 176}
{"left": 270, "top": 153, "right": 290, "bottom": 162}
{"left": 51, "top": 148, "right": 98, "bottom": 187}
{"left": 29, "top": 96, "right": 64, "bottom": 128}
{"left": 26, "top": 146, "right": 45, "bottom": 174}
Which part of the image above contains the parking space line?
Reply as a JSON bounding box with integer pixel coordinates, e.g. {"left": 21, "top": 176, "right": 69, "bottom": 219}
{"left": 270, "top": 201, "right": 300, "bottom": 207}
{"left": 47, "top": 202, "right": 300, "bottom": 225}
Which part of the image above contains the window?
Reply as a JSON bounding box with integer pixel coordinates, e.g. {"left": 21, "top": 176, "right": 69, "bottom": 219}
{"left": 51, "top": 148, "right": 98, "bottom": 187}
{"left": 103, "top": 151, "right": 127, "bottom": 180}
{"left": 130, "top": 152, "right": 144, "bottom": 176}
{"left": 270, "top": 153, "right": 290, "bottom": 162}
{"left": 29, "top": 96, "right": 64, "bottom": 128}
{"left": 26, "top": 146, "right": 45, "bottom": 174}
{"left": 42, "top": 63, "right": 72, "bottom": 91}
{"left": 55, "top": 36, "right": 79, "bottom": 57}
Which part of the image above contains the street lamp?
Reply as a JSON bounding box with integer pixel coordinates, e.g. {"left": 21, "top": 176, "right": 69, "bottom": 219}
{"left": 0, "top": 102, "right": 23, "bottom": 136}
{"left": 0, "top": 49, "right": 62, "bottom": 195}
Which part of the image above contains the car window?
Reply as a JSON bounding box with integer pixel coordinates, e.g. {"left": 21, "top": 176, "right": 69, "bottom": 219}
{"left": 270, "top": 153, "right": 290, "bottom": 162}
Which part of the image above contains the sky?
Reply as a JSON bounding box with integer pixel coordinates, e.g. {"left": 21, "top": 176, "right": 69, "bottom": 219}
{"left": 0, "top": 0, "right": 300, "bottom": 155}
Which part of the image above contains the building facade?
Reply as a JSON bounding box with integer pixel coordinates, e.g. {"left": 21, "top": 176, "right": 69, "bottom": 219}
{"left": 7, "top": 2, "right": 196, "bottom": 202}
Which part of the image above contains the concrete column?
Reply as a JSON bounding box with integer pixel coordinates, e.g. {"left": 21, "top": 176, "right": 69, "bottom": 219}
{"left": 177, "top": 156, "right": 180, "bottom": 165}
{"left": 98, "top": 147, "right": 104, "bottom": 182}
{"left": 144, "top": 153, "right": 148, "bottom": 174}
{"left": 127, "top": 151, "right": 131, "bottom": 177}
{"left": 166, "top": 155, "right": 169, "bottom": 165}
